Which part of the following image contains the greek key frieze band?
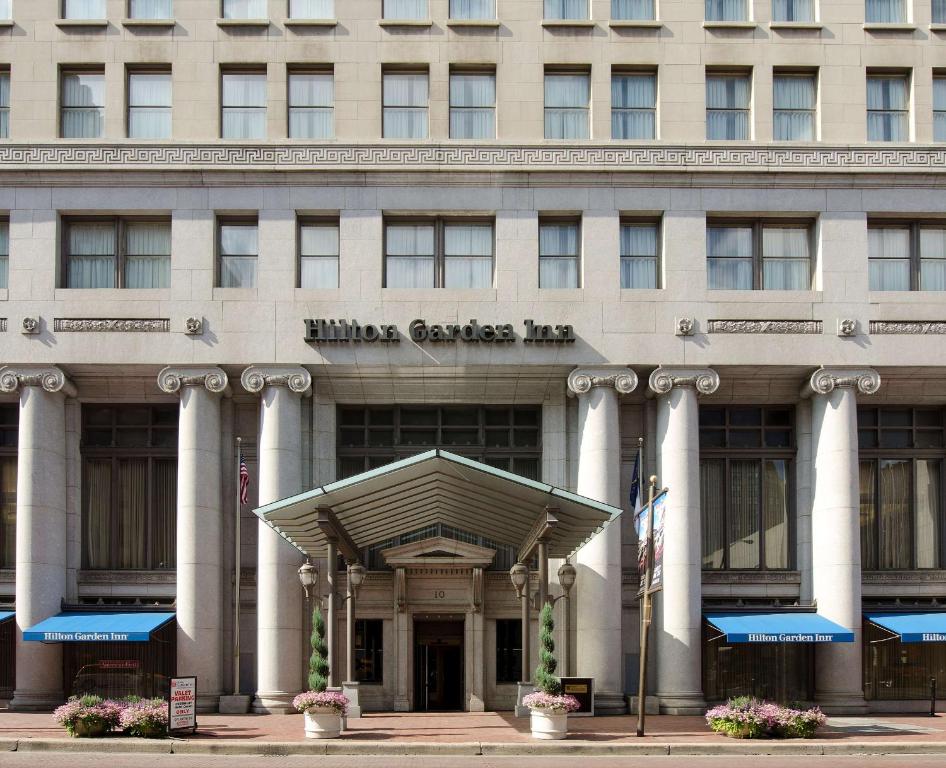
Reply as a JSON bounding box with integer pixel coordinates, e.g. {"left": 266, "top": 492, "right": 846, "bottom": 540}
{"left": 240, "top": 366, "right": 312, "bottom": 396}
{"left": 647, "top": 367, "right": 720, "bottom": 396}
{"left": 567, "top": 368, "right": 639, "bottom": 397}
{"left": 157, "top": 366, "right": 229, "bottom": 395}
{"left": 0, "top": 365, "right": 77, "bottom": 396}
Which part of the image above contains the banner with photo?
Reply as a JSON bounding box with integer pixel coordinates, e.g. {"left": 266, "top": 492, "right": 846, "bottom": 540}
{"left": 635, "top": 490, "right": 667, "bottom": 595}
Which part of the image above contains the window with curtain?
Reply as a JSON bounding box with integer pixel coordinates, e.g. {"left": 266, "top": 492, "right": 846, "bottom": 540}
{"left": 858, "top": 408, "right": 945, "bottom": 571}
{"left": 383, "top": 71, "right": 428, "bottom": 139}
{"left": 936, "top": 0, "right": 946, "bottom": 22}
{"left": 81, "top": 405, "right": 178, "bottom": 571}
{"left": 772, "top": 0, "right": 814, "bottom": 21}
{"left": 708, "top": 221, "right": 812, "bottom": 290}
{"left": 545, "top": 71, "right": 590, "bottom": 140}
{"left": 700, "top": 406, "right": 794, "bottom": 571}
{"left": 384, "top": 218, "right": 493, "bottom": 288}
{"left": 444, "top": 222, "right": 493, "bottom": 288}
{"left": 222, "top": 0, "right": 266, "bottom": 18}
{"left": 496, "top": 619, "right": 522, "bottom": 683}
{"left": 61, "top": 70, "right": 105, "bottom": 139}
{"left": 218, "top": 219, "right": 257, "bottom": 288}
{"left": 128, "top": 71, "right": 171, "bottom": 139}
{"left": 384, "top": 0, "right": 427, "bottom": 19}
{"left": 612, "top": 0, "right": 655, "bottom": 19}
{"left": 450, "top": 0, "right": 494, "bottom": 19}
{"left": 63, "top": 219, "right": 171, "bottom": 289}
{"left": 129, "top": 0, "right": 172, "bottom": 18}
{"left": 865, "top": 0, "right": 906, "bottom": 22}
{"left": 868, "top": 222, "right": 946, "bottom": 291}
{"left": 0, "top": 1, "right": 10, "bottom": 20}
{"left": 221, "top": 70, "right": 267, "bottom": 139}
{"left": 0, "top": 405, "right": 16, "bottom": 569}
{"left": 773, "top": 73, "right": 816, "bottom": 141}
{"left": 620, "top": 222, "right": 659, "bottom": 288}
{"left": 385, "top": 223, "right": 434, "bottom": 288}
{"left": 299, "top": 220, "right": 339, "bottom": 288}
{"left": 867, "top": 74, "right": 909, "bottom": 142}
{"left": 0, "top": 71, "right": 9, "bottom": 139}
{"left": 0, "top": 221, "right": 7, "bottom": 289}
{"left": 64, "top": 0, "right": 106, "bottom": 18}
{"left": 612, "top": 72, "right": 656, "bottom": 140}
{"left": 705, "top": 0, "right": 748, "bottom": 21}
{"left": 355, "top": 620, "right": 384, "bottom": 683}
{"left": 707, "top": 225, "right": 752, "bottom": 289}
{"left": 450, "top": 71, "right": 495, "bottom": 139}
{"left": 706, "top": 72, "right": 751, "bottom": 140}
{"left": 539, "top": 219, "right": 580, "bottom": 288}
{"left": 289, "top": 0, "right": 334, "bottom": 17}
{"left": 934, "top": 76, "right": 946, "bottom": 142}
{"left": 545, "top": 0, "right": 588, "bottom": 19}
{"left": 288, "top": 70, "right": 334, "bottom": 139}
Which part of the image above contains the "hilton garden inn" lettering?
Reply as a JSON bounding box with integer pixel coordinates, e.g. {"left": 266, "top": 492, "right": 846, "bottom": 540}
{"left": 304, "top": 319, "right": 576, "bottom": 344}
{"left": 747, "top": 633, "right": 836, "bottom": 643}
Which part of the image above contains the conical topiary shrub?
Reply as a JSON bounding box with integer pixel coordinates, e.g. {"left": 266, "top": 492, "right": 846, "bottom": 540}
{"left": 534, "top": 602, "right": 561, "bottom": 695}
{"left": 308, "top": 605, "right": 329, "bottom": 693}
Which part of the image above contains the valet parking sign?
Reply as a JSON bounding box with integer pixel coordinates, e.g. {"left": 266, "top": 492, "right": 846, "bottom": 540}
{"left": 169, "top": 677, "right": 197, "bottom": 733}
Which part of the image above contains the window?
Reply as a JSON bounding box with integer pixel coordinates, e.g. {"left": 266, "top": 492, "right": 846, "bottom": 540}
{"left": 772, "top": 0, "right": 814, "bottom": 21}
{"left": 496, "top": 619, "right": 522, "bottom": 683}
{"left": 868, "top": 222, "right": 946, "bottom": 291}
{"left": 221, "top": 69, "right": 266, "bottom": 140}
{"left": 705, "top": 0, "right": 747, "bottom": 21}
{"left": 706, "top": 72, "right": 751, "bottom": 140}
{"left": 289, "top": 0, "right": 333, "bottom": 17}
{"left": 545, "top": 0, "right": 588, "bottom": 19}
{"left": 288, "top": 69, "right": 333, "bottom": 139}
{"left": 63, "top": 218, "right": 171, "bottom": 289}
{"left": 611, "top": 71, "right": 656, "bottom": 140}
{"left": 773, "top": 72, "right": 816, "bottom": 141}
{"left": 858, "top": 408, "right": 946, "bottom": 570}
{"left": 0, "top": 221, "right": 7, "bottom": 289}
{"left": 450, "top": 70, "right": 495, "bottom": 139}
{"left": 864, "top": 613, "right": 946, "bottom": 700}
{"left": 544, "top": 71, "right": 590, "bottom": 140}
{"left": 450, "top": 0, "right": 494, "bottom": 19}
{"left": 612, "top": 0, "right": 655, "bottom": 19}
{"left": 61, "top": 70, "right": 105, "bottom": 139}
{"left": 936, "top": 0, "right": 946, "bottom": 23}
{"left": 539, "top": 218, "right": 580, "bottom": 288}
{"left": 384, "top": 218, "right": 493, "bottom": 289}
{"left": 0, "top": 71, "right": 8, "bottom": 139}
{"left": 218, "top": 219, "right": 257, "bottom": 288}
{"left": 81, "top": 405, "right": 178, "bottom": 571}
{"left": 299, "top": 220, "right": 339, "bottom": 288}
{"left": 128, "top": 70, "right": 171, "bottom": 139}
{"left": 354, "top": 620, "right": 383, "bottom": 684}
{"left": 384, "top": 0, "right": 427, "bottom": 19}
{"left": 700, "top": 406, "right": 794, "bottom": 571}
{"left": 867, "top": 73, "right": 909, "bottom": 142}
{"left": 707, "top": 221, "right": 812, "bottom": 290}
{"left": 222, "top": 0, "right": 265, "bottom": 18}
{"left": 64, "top": 0, "right": 106, "bottom": 19}
{"left": 621, "top": 221, "right": 659, "bottom": 288}
{"left": 0, "top": 404, "right": 15, "bottom": 569}
{"left": 934, "top": 76, "right": 946, "bottom": 142}
{"left": 383, "top": 70, "right": 428, "bottom": 139}
{"left": 865, "top": 0, "right": 906, "bottom": 23}
{"left": 129, "top": 0, "right": 172, "bottom": 18}
{"left": 0, "top": 1, "right": 9, "bottom": 20}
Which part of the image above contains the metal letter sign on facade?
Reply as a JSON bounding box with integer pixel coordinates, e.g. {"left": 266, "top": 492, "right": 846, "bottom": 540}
{"left": 304, "top": 318, "right": 576, "bottom": 344}
{"left": 169, "top": 677, "right": 197, "bottom": 733}
{"left": 635, "top": 490, "right": 667, "bottom": 595}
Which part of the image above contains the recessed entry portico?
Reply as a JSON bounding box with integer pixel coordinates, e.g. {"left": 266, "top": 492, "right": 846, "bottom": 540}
{"left": 254, "top": 449, "right": 621, "bottom": 712}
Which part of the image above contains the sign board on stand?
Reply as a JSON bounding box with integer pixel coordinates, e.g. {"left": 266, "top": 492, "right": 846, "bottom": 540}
{"left": 559, "top": 676, "right": 594, "bottom": 716}
{"left": 169, "top": 676, "right": 197, "bottom": 733}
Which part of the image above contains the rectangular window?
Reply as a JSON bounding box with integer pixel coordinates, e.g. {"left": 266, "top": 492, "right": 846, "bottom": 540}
{"left": 611, "top": 71, "right": 656, "bottom": 140}
{"left": 0, "top": 71, "right": 8, "bottom": 139}
{"left": 0, "top": 1, "right": 9, "bottom": 20}
{"left": 864, "top": 619, "right": 946, "bottom": 700}
{"left": 221, "top": 69, "right": 266, "bottom": 140}
{"left": 934, "top": 76, "right": 946, "bottom": 142}
{"left": 129, "top": 0, "right": 172, "bottom": 18}
{"left": 865, "top": 0, "right": 906, "bottom": 23}
{"left": 707, "top": 221, "right": 812, "bottom": 290}
{"left": 868, "top": 222, "right": 946, "bottom": 291}
{"left": 773, "top": 72, "right": 816, "bottom": 141}
{"left": 705, "top": 0, "right": 747, "bottom": 21}
{"left": 61, "top": 69, "right": 105, "bottom": 139}
{"left": 383, "top": 70, "right": 428, "bottom": 139}
{"left": 496, "top": 619, "right": 522, "bottom": 683}
{"left": 544, "top": 71, "right": 590, "bottom": 140}
{"left": 449, "top": 70, "right": 495, "bottom": 139}
{"left": 935, "top": 0, "right": 946, "bottom": 23}
{"left": 384, "top": 0, "right": 427, "bottom": 19}
{"left": 545, "top": 0, "right": 588, "bottom": 18}
{"left": 354, "top": 620, "right": 384, "bottom": 684}
{"left": 288, "top": 69, "right": 333, "bottom": 139}
{"left": 620, "top": 221, "right": 659, "bottom": 288}
{"left": 867, "top": 73, "right": 909, "bottom": 142}
{"left": 612, "top": 0, "right": 655, "bottom": 19}
{"left": 0, "top": 405, "right": 17, "bottom": 569}
{"left": 539, "top": 219, "right": 580, "bottom": 289}
{"left": 384, "top": 218, "right": 493, "bottom": 289}
{"left": 63, "top": 218, "right": 170, "bottom": 289}
{"left": 218, "top": 219, "right": 257, "bottom": 288}
{"left": 450, "top": 0, "right": 494, "bottom": 18}
{"left": 0, "top": 221, "right": 7, "bottom": 289}
{"left": 706, "top": 72, "right": 751, "bottom": 140}
{"left": 222, "top": 0, "right": 266, "bottom": 18}
{"left": 299, "top": 220, "right": 339, "bottom": 288}
{"left": 289, "top": 0, "right": 333, "bottom": 17}
{"left": 64, "top": 0, "right": 106, "bottom": 18}
{"left": 128, "top": 70, "right": 171, "bottom": 139}
{"left": 772, "top": 0, "right": 813, "bottom": 21}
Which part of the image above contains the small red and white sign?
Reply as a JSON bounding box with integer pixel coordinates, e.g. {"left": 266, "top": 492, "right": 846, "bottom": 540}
{"left": 169, "top": 676, "right": 197, "bottom": 732}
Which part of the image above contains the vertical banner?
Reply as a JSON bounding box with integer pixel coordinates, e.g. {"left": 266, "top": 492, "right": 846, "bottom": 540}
{"left": 169, "top": 676, "right": 197, "bottom": 733}
{"left": 634, "top": 503, "right": 648, "bottom": 594}
{"left": 648, "top": 491, "right": 666, "bottom": 593}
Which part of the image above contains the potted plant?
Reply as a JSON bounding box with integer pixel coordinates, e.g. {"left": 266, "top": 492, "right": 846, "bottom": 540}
{"left": 293, "top": 605, "right": 349, "bottom": 739}
{"left": 53, "top": 695, "right": 122, "bottom": 738}
{"left": 119, "top": 698, "right": 170, "bottom": 739}
{"left": 522, "top": 603, "right": 580, "bottom": 740}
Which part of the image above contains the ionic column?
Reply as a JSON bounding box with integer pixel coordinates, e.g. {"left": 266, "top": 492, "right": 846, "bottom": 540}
{"left": 567, "top": 367, "right": 638, "bottom": 715}
{"left": 804, "top": 368, "right": 879, "bottom": 714}
{"left": 241, "top": 366, "right": 311, "bottom": 714}
{"left": 1, "top": 366, "right": 74, "bottom": 711}
{"left": 649, "top": 367, "right": 719, "bottom": 714}
{"left": 158, "top": 366, "right": 229, "bottom": 713}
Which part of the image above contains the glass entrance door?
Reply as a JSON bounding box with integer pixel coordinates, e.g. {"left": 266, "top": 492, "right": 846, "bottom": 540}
{"left": 413, "top": 619, "right": 464, "bottom": 711}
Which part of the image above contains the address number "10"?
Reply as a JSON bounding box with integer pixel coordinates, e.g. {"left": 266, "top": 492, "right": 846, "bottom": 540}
{"left": 433, "top": 590, "right": 446, "bottom": 599}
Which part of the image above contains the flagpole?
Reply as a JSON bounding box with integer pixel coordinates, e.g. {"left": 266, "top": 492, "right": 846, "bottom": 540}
{"left": 233, "top": 436, "right": 242, "bottom": 696}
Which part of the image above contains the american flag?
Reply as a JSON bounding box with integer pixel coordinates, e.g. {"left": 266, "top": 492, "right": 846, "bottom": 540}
{"left": 239, "top": 453, "right": 249, "bottom": 506}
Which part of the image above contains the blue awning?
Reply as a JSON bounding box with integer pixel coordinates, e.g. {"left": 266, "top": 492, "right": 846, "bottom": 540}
{"left": 706, "top": 612, "right": 855, "bottom": 643}
{"left": 23, "top": 612, "right": 175, "bottom": 643}
{"left": 866, "top": 612, "right": 946, "bottom": 643}
{"left": 0, "top": 610, "right": 12, "bottom": 623}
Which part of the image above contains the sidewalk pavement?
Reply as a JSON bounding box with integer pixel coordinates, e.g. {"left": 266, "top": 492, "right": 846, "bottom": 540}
{"left": 3, "top": 711, "right": 946, "bottom": 756}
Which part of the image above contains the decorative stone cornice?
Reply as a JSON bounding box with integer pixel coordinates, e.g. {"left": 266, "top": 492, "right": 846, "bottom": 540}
{"left": 567, "top": 367, "right": 638, "bottom": 397}
{"left": 157, "top": 366, "right": 229, "bottom": 395}
{"left": 54, "top": 318, "right": 170, "bottom": 333}
{"left": 869, "top": 320, "right": 946, "bottom": 335}
{"left": 0, "top": 365, "right": 77, "bottom": 397}
{"left": 648, "top": 367, "right": 720, "bottom": 396}
{"left": 240, "top": 366, "right": 312, "bottom": 396}
{"left": 803, "top": 367, "right": 881, "bottom": 398}
{"left": 707, "top": 319, "right": 822, "bottom": 335}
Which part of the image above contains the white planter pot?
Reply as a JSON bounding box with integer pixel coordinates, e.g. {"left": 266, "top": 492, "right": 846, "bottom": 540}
{"left": 304, "top": 708, "right": 343, "bottom": 739}
{"left": 529, "top": 709, "right": 568, "bottom": 740}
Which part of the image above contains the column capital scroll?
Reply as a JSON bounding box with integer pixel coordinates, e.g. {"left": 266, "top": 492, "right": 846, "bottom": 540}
{"left": 566, "top": 367, "right": 638, "bottom": 397}
{"left": 0, "top": 365, "right": 76, "bottom": 397}
{"left": 157, "top": 366, "right": 229, "bottom": 395}
{"left": 240, "top": 365, "right": 312, "bottom": 396}
{"left": 803, "top": 367, "right": 880, "bottom": 398}
{"left": 648, "top": 367, "right": 720, "bottom": 396}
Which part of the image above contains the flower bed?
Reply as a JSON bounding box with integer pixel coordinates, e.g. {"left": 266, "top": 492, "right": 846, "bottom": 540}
{"left": 705, "top": 697, "right": 827, "bottom": 739}
{"left": 292, "top": 690, "right": 350, "bottom": 716}
{"left": 522, "top": 691, "right": 581, "bottom": 714}
{"left": 54, "top": 696, "right": 171, "bottom": 739}
{"left": 119, "top": 698, "right": 170, "bottom": 738}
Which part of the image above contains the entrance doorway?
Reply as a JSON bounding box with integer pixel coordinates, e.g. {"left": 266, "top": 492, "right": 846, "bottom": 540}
{"left": 413, "top": 618, "right": 464, "bottom": 711}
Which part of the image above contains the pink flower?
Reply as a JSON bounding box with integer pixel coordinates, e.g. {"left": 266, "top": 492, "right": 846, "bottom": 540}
{"left": 522, "top": 692, "right": 581, "bottom": 713}
{"left": 292, "top": 690, "right": 350, "bottom": 716}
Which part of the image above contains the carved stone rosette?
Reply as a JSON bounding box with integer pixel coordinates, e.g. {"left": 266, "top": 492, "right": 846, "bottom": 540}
{"left": 805, "top": 367, "right": 881, "bottom": 397}
{"left": 566, "top": 367, "right": 638, "bottom": 397}
{"left": 240, "top": 366, "right": 312, "bottom": 396}
{"left": 0, "top": 365, "right": 77, "bottom": 396}
{"left": 648, "top": 367, "right": 720, "bottom": 396}
{"left": 157, "top": 366, "right": 229, "bottom": 395}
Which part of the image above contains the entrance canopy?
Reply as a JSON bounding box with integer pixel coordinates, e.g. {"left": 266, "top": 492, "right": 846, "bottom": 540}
{"left": 255, "top": 449, "right": 622, "bottom": 560}
{"left": 706, "top": 611, "right": 854, "bottom": 643}
{"left": 24, "top": 612, "right": 175, "bottom": 643}
{"left": 866, "top": 612, "right": 946, "bottom": 643}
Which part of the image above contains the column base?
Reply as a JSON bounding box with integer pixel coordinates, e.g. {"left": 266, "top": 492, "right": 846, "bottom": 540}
{"left": 593, "top": 691, "right": 628, "bottom": 716}
{"left": 218, "top": 694, "right": 252, "bottom": 714}
{"left": 10, "top": 689, "right": 64, "bottom": 712}
{"left": 341, "top": 682, "right": 361, "bottom": 718}
{"left": 514, "top": 682, "right": 535, "bottom": 717}
{"left": 815, "top": 692, "right": 869, "bottom": 715}
{"left": 628, "top": 695, "right": 660, "bottom": 715}
{"left": 394, "top": 695, "right": 411, "bottom": 712}
{"left": 252, "top": 691, "right": 297, "bottom": 714}
{"left": 468, "top": 693, "right": 485, "bottom": 712}
{"left": 656, "top": 691, "right": 707, "bottom": 715}
{"left": 197, "top": 692, "right": 222, "bottom": 714}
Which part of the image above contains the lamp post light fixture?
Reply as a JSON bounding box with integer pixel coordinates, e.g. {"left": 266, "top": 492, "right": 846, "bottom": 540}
{"left": 550, "top": 560, "right": 577, "bottom": 677}
{"left": 347, "top": 562, "right": 366, "bottom": 594}
{"left": 298, "top": 560, "right": 319, "bottom": 601}
{"left": 509, "top": 561, "right": 529, "bottom": 598}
